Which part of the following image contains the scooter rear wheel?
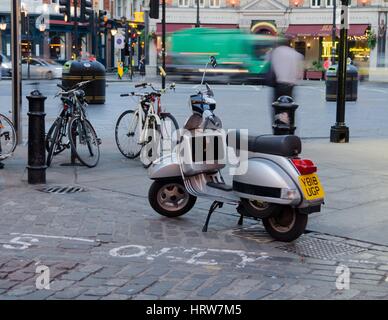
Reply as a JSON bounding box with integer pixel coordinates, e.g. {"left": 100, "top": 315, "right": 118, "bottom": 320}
{"left": 149, "top": 179, "right": 197, "bottom": 218}
{"left": 262, "top": 206, "right": 307, "bottom": 242}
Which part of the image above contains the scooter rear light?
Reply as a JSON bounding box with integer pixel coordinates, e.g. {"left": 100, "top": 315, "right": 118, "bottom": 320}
{"left": 291, "top": 158, "right": 317, "bottom": 175}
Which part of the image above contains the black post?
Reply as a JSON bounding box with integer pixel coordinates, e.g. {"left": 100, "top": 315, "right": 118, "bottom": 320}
{"left": 331, "top": 0, "right": 336, "bottom": 65}
{"left": 74, "top": 0, "right": 79, "bottom": 58}
{"left": 27, "top": 90, "right": 47, "bottom": 184}
{"left": 11, "top": 0, "right": 22, "bottom": 144}
{"left": 144, "top": 6, "right": 149, "bottom": 65}
{"left": 22, "top": 12, "right": 31, "bottom": 79}
{"left": 330, "top": 0, "right": 350, "bottom": 143}
{"left": 129, "top": 27, "right": 133, "bottom": 80}
{"left": 161, "top": 0, "right": 166, "bottom": 89}
{"left": 196, "top": 0, "right": 200, "bottom": 27}
{"left": 92, "top": 12, "right": 97, "bottom": 57}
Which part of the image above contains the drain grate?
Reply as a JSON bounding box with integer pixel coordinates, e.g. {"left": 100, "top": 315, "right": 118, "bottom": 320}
{"left": 39, "top": 185, "right": 86, "bottom": 194}
{"left": 277, "top": 237, "right": 366, "bottom": 260}
{"left": 230, "top": 225, "right": 274, "bottom": 244}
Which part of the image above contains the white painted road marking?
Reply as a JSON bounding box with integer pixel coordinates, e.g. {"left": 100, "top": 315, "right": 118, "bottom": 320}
{"left": 2, "top": 233, "right": 96, "bottom": 251}
{"left": 109, "top": 244, "right": 270, "bottom": 268}
{"left": 10, "top": 233, "right": 96, "bottom": 243}
{"left": 3, "top": 236, "right": 39, "bottom": 250}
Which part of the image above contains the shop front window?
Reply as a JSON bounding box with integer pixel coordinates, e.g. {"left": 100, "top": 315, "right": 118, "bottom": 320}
{"left": 21, "top": 40, "right": 32, "bottom": 58}
{"left": 117, "top": 0, "right": 122, "bottom": 16}
{"left": 210, "top": 0, "right": 220, "bottom": 7}
{"left": 178, "top": 0, "right": 190, "bottom": 7}
{"left": 322, "top": 40, "right": 338, "bottom": 59}
{"left": 311, "top": 0, "right": 321, "bottom": 7}
{"left": 49, "top": 36, "right": 65, "bottom": 61}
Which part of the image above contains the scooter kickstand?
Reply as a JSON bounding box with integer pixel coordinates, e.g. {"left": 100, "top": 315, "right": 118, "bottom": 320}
{"left": 236, "top": 204, "right": 244, "bottom": 226}
{"left": 202, "top": 201, "right": 223, "bottom": 232}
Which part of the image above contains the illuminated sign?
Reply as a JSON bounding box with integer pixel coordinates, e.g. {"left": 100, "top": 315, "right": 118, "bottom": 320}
{"left": 134, "top": 12, "right": 144, "bottom": 23}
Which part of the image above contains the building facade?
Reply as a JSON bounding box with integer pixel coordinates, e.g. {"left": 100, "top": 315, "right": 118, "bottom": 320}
{"left": 148, "top": 0, "right": 388, "bottom": 79}
{"left": 0, "top": 0, "right": 124, "bottom": 66}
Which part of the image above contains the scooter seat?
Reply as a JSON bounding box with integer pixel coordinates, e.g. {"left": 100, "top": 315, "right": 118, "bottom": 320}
{"left": 227, "top": 130, "right": 301, "bottom": 157}
{"left": 247, "top": 135, "right": 301, "bottom": 156}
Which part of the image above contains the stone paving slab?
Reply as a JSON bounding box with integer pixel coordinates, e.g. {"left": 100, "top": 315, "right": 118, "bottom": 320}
{"left": 1, "top": 138, "right": 388, "bottom": 299}
{"left": 0, "top": 179, "right": 388, "bottom": 300}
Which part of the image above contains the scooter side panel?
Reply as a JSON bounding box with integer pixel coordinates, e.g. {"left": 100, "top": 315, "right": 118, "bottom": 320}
{"left": 247, "top": 153, "right": 324, "bottom": 209}
{"left": 233, "top": 157, "right": 302, "bottom": 205}
{"left": 148, "top": 154, "right": 182, "bottom": 179}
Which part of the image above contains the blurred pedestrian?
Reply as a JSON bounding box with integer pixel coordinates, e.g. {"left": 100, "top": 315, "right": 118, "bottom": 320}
{"left": 0, "top": 55, "right": 3, "bottom": 168}
{"left": 139, "top": 54, "right": 146, "bottom": 77}
{"left": 0, "top": 54, "right": 3, "bottom": 80}
{"left": 267, "top": 39, "right": 304, "bottom": 102}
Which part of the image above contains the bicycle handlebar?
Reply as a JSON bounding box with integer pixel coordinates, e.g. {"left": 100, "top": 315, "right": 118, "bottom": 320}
{"left": 134, "top": 82, "right": 148, "bottom": 88}
{"left": 134, "top": 82, "right": 175, "bottom": 92}
{"left": 56, "top": 80, "right": 94, "bottom": 97}
{"left": 120, "top": 91, "right": 161, "bottom": 98}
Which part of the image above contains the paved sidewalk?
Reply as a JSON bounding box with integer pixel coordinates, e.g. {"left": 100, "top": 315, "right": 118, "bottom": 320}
{"left": 0, "top": 137, "right": 388, "bottom": 300}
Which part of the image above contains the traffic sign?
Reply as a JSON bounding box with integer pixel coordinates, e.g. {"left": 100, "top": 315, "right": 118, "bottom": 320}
{"left": 115, "top": 34, "right": 125, "bottom": 49}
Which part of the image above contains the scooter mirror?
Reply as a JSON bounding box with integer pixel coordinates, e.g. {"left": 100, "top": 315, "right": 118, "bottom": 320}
{"left": 210, "top": 56, "right": 217, "bottom": 68}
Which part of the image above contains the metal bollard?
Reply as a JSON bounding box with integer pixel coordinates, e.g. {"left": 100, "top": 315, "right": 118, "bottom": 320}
{"left": 271, "top": 96, "right": 299, "bottom": 135}
{"left": 26, "top": 90, "right": 47, "bottom": 184}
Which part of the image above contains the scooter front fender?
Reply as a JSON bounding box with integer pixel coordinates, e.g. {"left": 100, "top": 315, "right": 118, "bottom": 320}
{"left": 148, "top": 153, "right": 182, "bottom": 180}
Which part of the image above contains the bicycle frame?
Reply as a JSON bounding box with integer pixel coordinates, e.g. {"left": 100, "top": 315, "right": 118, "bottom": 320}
{"left": 129, "top": 96, "right": 162, "bottom": 146}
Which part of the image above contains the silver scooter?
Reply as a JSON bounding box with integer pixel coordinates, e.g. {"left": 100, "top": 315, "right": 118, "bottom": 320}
{"left": 148, "top": 56, "right": 325, "bottom": 242}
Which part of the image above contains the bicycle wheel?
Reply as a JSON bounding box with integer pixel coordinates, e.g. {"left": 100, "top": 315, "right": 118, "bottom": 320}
{"left": 68, "top": 118, "right": 100, "bottom": 168}
{"left": 159, "top": 113, "right": 179, "bottom": 156}
{"left": 46, "top": 119, "right": 62, "bottom": 167}
{"left": 115, "top": 109, "right": 143, "bottom": 159}
{"left": 46, "top": 118, "right": 59, "bottom": 152}
{"left": 0, "top": 113, "right": 17, "bottom": 160}
{"left": 46, "top": 118, "right": 68, "bottom": 155}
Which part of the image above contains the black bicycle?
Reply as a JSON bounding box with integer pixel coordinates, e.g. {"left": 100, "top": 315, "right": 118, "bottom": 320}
{"left": 46, "top": 80, "right": 101, "bottom": 168}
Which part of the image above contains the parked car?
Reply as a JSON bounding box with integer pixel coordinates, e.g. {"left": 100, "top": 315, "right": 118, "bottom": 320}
{"left": 22, "top": 57, "right": 62, "bottom": 79}
{"left": 0, "top": 54, "right": 12, "bottom": 78}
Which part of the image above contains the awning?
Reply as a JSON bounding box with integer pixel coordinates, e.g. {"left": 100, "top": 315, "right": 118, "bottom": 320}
{"left": 156, "top": 23, "right": 239, "bottom": 35}
{"left": 285, "top": 24, "right": 369, "bottom": 37}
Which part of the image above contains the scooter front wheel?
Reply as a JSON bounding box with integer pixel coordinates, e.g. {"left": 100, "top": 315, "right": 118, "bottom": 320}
{"left": 149, "top": 179, "right": 197, "bottom": 218}
{"left": 262, "top": 206, "right": 307, "bottom": 242}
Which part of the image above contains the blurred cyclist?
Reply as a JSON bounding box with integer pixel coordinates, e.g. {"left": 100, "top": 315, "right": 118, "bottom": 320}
{"left": 268, "top": 39, "right": 304, "bottom": 102}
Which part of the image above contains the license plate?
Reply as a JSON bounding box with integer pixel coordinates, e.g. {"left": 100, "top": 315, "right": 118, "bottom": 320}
{"left": 298, "top": 173, "right": 325, "bottom": 201}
